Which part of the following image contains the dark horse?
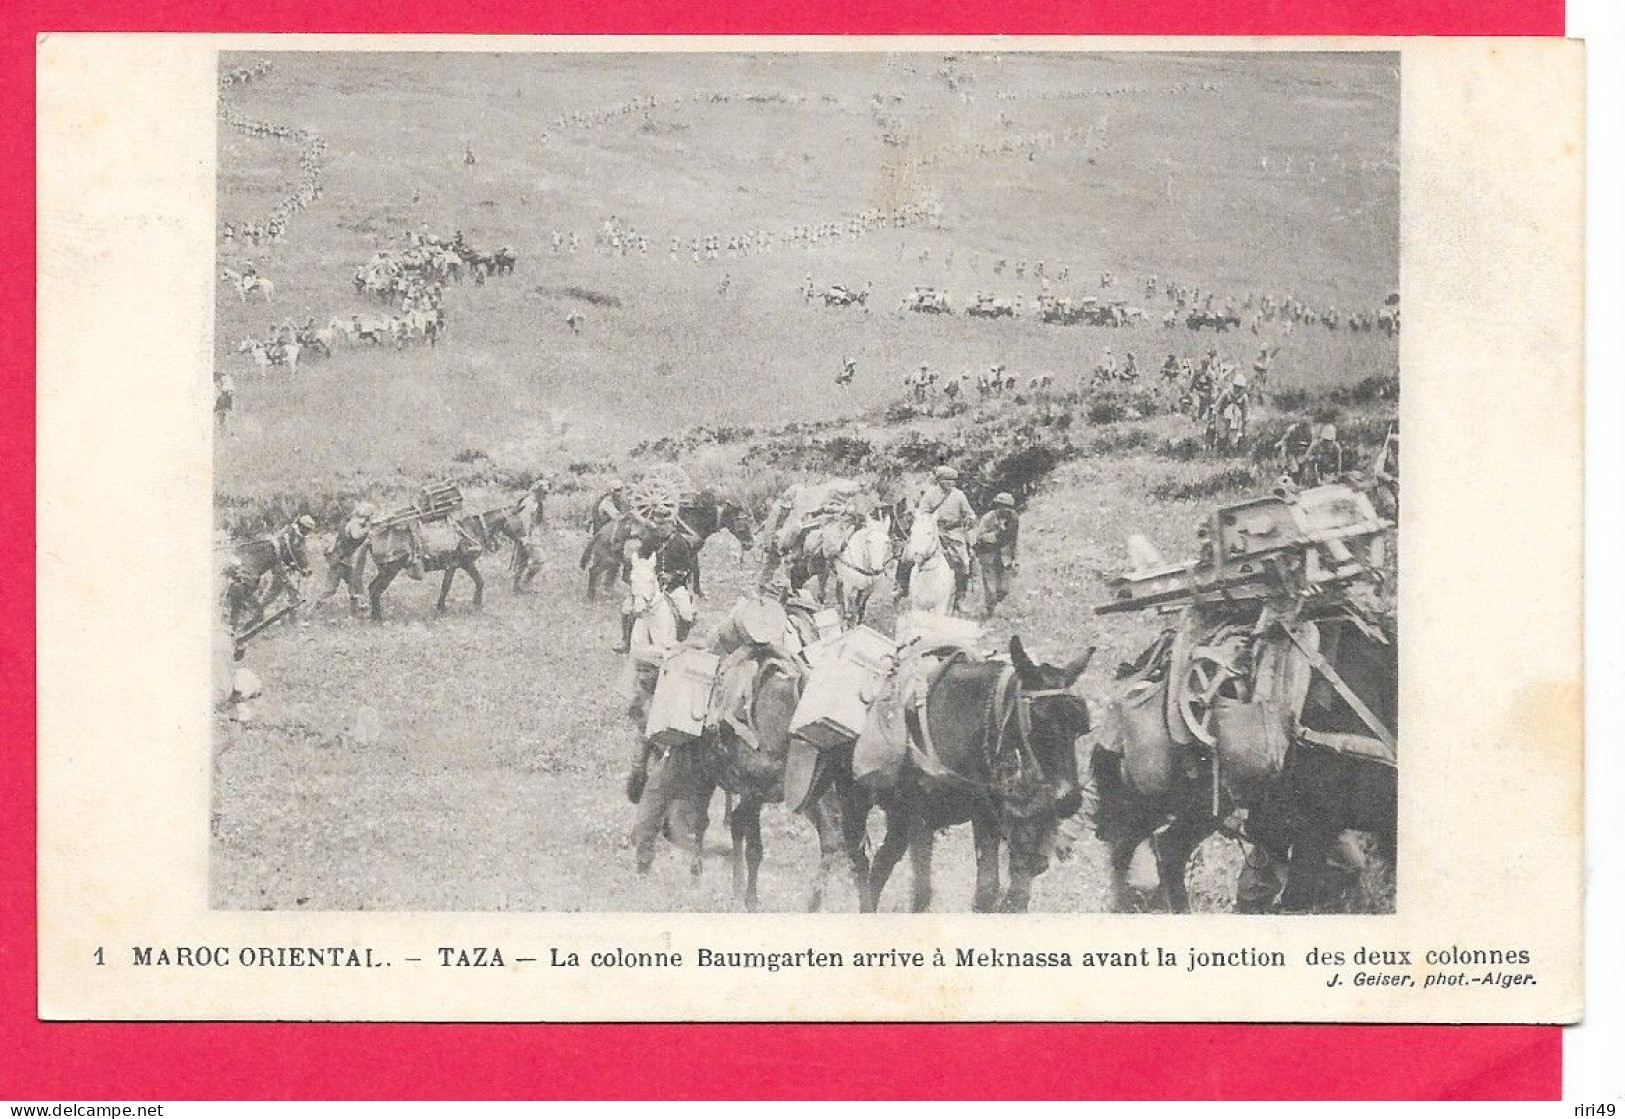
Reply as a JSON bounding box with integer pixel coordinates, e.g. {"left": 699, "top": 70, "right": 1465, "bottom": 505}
{"left": 228, "top": 522, "right": 311, "bottom": 631}
{"left": 855, "top": 637, "right": 1092, "bottom": 913}
{"left": 653, "top": 651, "right": 866, "bottom": 911}
{"left": 353, "top": 508, "right": 520, "bottom": 621}
{"left": 1091, "top": 613, "right": 1397, "bottom": 913}
{"left": 580, "top": 489, "right": 755, "bottom": 599}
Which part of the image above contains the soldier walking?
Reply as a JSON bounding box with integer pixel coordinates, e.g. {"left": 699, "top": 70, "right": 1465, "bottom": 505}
{"left": 973, "top": 492, "right": 1020, "bottom": 618}
{"left": 590, "top": 479, "right": 628, "bottom": 536}
{"left": 1305, "top": 423, "right": 1344, "bottom": 484}
{"left": 314, "top": 502, "right": 375, "bottom": 612}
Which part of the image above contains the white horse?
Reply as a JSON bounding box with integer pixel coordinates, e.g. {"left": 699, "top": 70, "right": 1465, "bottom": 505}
{"left": 902, "top": 511, "right": 956, "bottom": 616}
{"left": 625, "top": 551, "right": 696, "bottom": 656}
{"left": 832, "top": 513, "right": 892, "bottom": 629}
{"left": 221, "top": 268, "right": 274, "bottom": 304}
{"left": 236, "top": 339, "right": 273, "bottom": 368}
{"left": 235, "top": 338, "right": 299, "bottom": 371}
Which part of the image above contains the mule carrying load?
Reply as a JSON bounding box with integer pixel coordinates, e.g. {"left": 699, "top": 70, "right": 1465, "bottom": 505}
{"left": 371, "top": 481, "right": 467, "bottom": 578}
{"left": 1095, "top": 482, "right": 1396, "bottom": 814}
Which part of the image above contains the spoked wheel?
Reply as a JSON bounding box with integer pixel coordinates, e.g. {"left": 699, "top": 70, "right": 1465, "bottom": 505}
{"left": 628, "top": 465, "right": 692, "bottom": 528}
{"left": 1178, "top": 640, "right": 1247, "bottom": 746}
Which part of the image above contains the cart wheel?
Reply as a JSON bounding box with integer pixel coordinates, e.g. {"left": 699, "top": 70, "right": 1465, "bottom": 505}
{"left": 629, "top": 465, "right": 693, "bottom": 526}
{"left": 1178, "top": 650, "right": 1233, "bottom": 747}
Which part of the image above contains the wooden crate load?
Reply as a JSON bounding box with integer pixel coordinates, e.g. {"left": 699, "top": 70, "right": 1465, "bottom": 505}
{"left": 645, "top": 648, "right": 722, "bottom": 750}
{"left": 894, "top": 610, "right": 984, "bottom": 654}
{"left": 810, "top": 608, "right": 843, "bottom": 645}
{"left": 790, "top": 626, "right": 899, "bottom": 750}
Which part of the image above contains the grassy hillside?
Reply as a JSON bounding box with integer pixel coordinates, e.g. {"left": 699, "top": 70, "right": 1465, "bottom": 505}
{"left": 216, "top": 50, "right": 1397, "bottom": 498}
{"left": 212, "top": 50, "right": 1399, "bottom": 913}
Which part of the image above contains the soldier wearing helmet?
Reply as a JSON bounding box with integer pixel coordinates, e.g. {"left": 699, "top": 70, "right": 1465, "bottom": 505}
{"left": 317, "top": 502, "right": 375, "bottom": 612}
{"left": 591, "top": 479, "right": 628, "bottom": 536}
{"left": 1213, "top": 369, "right": 1251, "bottom": 422}
{"left": 1306, "top": 422, "right": 1344, "bottom": 484}
{"left": 913, "top": 464, "right": 976, "bottom": 609}
{"left": 973, "top": 491, "right": 1021, "bottom": 618}
{"left": 1276, "top": 421, "right": 1315, "bottom": 485}
{"left": 274, "top": 514, "right": 316, "bottom": 577}
{"left": 1188, "top": 356, "right": 1216, "bottom": 419}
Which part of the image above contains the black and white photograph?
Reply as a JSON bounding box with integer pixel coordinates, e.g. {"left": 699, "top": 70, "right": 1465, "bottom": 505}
{"left": 208, "top": 48, "right": 1403, "bottom": 917}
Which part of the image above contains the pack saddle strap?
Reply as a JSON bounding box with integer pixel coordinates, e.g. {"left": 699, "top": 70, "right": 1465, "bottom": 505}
{"left": 1281, "top": 627, "right": 1397, "bottom": 756}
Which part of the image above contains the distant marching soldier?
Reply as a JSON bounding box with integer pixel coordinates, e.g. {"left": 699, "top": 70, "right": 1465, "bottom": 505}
{"left": 1275, "top": 421, "right": 1315, "bottom": 486}
{"left": 973, "top": 492, "right": 1021, "bottom": 619}
{"left": 214, "top": 370, "right": 236, "bottom": 430}
{"left": 612, "top": 521, "right": 685, "bottom": 654}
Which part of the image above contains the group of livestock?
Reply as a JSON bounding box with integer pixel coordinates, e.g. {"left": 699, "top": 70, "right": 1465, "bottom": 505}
{"left": 593, "top": 470, "right": 1395, "bottom": 916}
{"left": 823, "top": 258, "right": 1398, "bottom": 344}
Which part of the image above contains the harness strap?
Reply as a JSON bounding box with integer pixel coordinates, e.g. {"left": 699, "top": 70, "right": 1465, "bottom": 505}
{"left": 906, "top": 652, "right": 1007, "bottom": 795}
{"left": 832, "top": 534, "right": 891, "bottom": 579}
{"left": 1281, "top": 627, "right": 1397, "bottom": 755}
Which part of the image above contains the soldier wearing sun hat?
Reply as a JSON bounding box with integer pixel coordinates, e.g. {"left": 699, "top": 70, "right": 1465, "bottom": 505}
{"left": 914, "top": 464, "right": 976, "bottom": 608}
{"left": 973, "top": 491, "right": 1021, "bottom": 618}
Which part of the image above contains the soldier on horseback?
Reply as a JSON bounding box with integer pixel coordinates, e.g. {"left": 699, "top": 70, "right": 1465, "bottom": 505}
{"left": 510, "top": 478, "right": 550, "bottom": 592}
{"left": 914, "top": 465, "right": 975, "bottom": 609}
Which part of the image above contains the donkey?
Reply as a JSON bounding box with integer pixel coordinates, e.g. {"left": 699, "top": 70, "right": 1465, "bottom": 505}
{"left": 856, "top": 637, "right": 1093, "bottom": 912}
{"left": 355, "top": 508, "right": 519, "bottom": 621}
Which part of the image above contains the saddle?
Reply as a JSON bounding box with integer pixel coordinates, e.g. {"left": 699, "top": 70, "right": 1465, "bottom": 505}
{"left": 710, "top": 647, "right": 801, "bottom": 752}
{"left": 803, "top": 519, "right": 856, "bottom": 561}
{"left": 855, "top": 645, "right": 992, "bottom": 792}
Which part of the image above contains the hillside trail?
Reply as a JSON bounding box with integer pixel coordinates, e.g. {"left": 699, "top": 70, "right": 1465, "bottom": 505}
{"left": 210, "top": 471, "right": 1240, "bottom": 913}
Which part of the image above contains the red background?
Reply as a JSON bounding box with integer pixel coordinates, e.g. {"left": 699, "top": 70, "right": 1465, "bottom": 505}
{"left": 0, "top": 0, "right": 1565, "bottom": 1101}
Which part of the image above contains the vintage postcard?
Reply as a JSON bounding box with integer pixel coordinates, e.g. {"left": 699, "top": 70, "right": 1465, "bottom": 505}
{"left": 36, "top": 34, "right": 1582, "bottom": 1022}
